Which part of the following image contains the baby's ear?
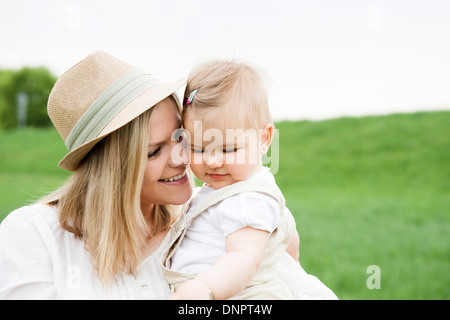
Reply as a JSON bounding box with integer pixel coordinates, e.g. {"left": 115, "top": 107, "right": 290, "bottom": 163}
{"left": 260, "top": 123, "right": 275, "bottom": 155}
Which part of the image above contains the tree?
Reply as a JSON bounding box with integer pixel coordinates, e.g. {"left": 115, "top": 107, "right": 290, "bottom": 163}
{"left": 0, "top": 67, "right": 57, "bottom": 129}
{"left": 0, "top": 69, "right": 15, "bottom": 128}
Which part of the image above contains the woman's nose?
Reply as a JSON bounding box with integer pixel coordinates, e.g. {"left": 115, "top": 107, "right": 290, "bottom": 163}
{"left": 169, "top": 139, "right": 189, "bottom": 167}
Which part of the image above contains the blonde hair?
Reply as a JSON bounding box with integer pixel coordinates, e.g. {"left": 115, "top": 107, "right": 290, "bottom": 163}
{"left": 42, "top": 95, "right": 180, "bottom": 283}
{"left": 183, "top": 60, "right": 272, "bottom": 130}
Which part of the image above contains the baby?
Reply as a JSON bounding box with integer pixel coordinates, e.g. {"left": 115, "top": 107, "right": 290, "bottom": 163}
{"left": 163, "top": 60, "right": 300, "bottom": 300}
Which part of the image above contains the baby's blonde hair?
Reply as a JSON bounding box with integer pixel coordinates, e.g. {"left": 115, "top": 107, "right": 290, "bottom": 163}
{"left": 182, "top": 60, "right": 272, "bottom": 130}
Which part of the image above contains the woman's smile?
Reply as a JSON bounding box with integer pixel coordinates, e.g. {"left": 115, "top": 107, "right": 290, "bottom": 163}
{"left": 158, "top": 171, "right": 188, "bottom": 185}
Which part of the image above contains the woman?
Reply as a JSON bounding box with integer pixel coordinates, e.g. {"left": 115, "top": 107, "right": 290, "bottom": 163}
{"left": 0, "top": 51, "right": 193, "bottom": 299}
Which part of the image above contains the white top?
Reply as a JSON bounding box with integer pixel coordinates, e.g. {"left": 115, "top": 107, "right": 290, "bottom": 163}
{"left": 170, "top": 168, "right": 281, "bottom": 275}
{"left": 0, "top": 204, "right": 172, "bottom": 300}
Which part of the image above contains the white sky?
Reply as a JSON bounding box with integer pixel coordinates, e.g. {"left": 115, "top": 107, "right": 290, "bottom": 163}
{"left": 1, "top": 0, "right": 449, "bottom": 121}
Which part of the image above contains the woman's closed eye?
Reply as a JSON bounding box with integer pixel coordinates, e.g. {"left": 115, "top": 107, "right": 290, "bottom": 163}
{"left": 148, "top": 146, "right": 161, "bottom": 159}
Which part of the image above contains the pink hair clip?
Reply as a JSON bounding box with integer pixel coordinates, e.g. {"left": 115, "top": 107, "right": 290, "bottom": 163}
{"left": 186, "top": 89, "right": 198, "bottom": 105}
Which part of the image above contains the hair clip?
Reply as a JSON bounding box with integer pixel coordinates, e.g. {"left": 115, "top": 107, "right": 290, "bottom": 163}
{"left": 186, "top": 89, "right": 198, "bottom": 105}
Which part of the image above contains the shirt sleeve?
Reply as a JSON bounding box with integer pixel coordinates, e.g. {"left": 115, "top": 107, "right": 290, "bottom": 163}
{"left": 0, "top": 206, "right": 56, "bottom": 299}
{"left": 213, "top": 191, "right": 281, "bottom": 237}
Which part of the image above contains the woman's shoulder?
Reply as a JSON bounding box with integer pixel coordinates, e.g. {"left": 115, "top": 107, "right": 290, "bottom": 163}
{"left": 0, "top": 203, "right": 60, "bottom": 236}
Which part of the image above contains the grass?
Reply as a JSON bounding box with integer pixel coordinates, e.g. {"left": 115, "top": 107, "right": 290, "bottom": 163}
{"left": 275, "top": 111, "right": 450, "bottom": 299}
{"left": 0, "top": 127, "right": 71, "bottom": 219}
{"left": 0, "top": 110, "right": 449, "bottom": 299}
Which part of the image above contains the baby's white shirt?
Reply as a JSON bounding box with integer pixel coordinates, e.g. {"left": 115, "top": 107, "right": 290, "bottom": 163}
{"left": 170, "top": 168, "right": 281, "bottom": 275}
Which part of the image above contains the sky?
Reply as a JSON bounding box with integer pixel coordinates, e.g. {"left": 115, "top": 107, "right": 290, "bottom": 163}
{"left": 0, "top": 0, "right": 449, "bottom": 121}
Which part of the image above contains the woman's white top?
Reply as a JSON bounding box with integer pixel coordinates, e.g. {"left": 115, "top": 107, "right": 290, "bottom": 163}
{"left": 170, "top": 168, "right": 281, "bottom": 275}
{"left": 0, "top": 204, "right": 172, "bottom": 300}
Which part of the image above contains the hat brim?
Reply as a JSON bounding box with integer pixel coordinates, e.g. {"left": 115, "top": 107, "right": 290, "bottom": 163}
{"left": 58, "top": 78, "right": 186, "bottom": 171}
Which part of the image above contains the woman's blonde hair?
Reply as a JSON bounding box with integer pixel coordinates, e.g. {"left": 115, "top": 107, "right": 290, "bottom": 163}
{"left": 182, "top": 60, "right": 272, "bottom": 130}
{"left": 42, "top": 95, "right": 180, "bottom": 283}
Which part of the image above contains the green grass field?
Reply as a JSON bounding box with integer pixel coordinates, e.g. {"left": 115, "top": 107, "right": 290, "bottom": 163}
{"left": 0, "top": 110, "right": 449, "bottom": 299}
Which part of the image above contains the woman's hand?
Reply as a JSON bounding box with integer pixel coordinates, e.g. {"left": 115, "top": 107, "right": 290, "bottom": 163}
{"left": 169, "top": 278, "right": 212, "bottom": 300}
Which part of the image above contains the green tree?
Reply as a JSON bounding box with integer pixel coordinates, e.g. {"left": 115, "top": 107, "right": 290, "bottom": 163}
{"left": 0, "top": 69, "right": 15, "bottom": 128}
{"left": 0, "top": 67, "right": 56, "bottom": 129}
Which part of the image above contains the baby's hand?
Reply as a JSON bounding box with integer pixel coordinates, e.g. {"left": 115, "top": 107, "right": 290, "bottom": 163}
{"left": 169, "top": 278, "right": 212, "bottom": 300}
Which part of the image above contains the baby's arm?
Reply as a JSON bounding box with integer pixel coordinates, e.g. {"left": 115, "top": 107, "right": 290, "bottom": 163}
{"left": 170, "top": 227, "right": 268, "bottom": 300}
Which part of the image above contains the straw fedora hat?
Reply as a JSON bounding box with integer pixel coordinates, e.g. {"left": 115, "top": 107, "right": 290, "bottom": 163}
{"left": 48, "top": 51, "right": 186, "bottom": 171}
